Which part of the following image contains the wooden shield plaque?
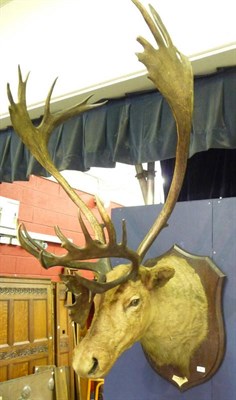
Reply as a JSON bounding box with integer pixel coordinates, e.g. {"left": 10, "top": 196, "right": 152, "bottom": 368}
{"left": 142, "top": 245, "right": 226, "bottom": 391}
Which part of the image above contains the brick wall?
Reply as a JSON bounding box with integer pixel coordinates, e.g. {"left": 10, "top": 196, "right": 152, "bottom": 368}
{"left": 0, "top": 175, "right": 121, "bottom": 281}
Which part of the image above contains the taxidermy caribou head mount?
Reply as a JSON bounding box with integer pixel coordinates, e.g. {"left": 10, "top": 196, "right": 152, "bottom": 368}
{"left": 7, "top": 0, "right": 208, "bottom": 385}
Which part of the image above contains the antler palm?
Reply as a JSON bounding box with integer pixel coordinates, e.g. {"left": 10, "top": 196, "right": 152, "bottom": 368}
{"left": 132, "top": 0, "right": 193, "bottom": 120}
{"left": 132, "top": 0, "right": 193, "bottom": 258}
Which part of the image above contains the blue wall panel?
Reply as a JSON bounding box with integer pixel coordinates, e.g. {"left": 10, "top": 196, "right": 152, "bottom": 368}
{"left": 211, "top": 198, "right": 236, "bottom": 400}
{"left": 104, "top": 198, "right": 236, "bottom": 399}
{"left": 111, "top": 200, "right": 212, "bottom": 263}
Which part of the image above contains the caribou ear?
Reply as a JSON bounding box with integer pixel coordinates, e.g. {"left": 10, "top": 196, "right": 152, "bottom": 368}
{"left": 140, "top": 263, "right": 175, "bottom": 290}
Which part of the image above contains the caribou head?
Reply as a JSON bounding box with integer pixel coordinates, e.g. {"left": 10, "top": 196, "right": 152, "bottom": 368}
{"left": 7, "top": 0, "right": 208, "bottom": 382}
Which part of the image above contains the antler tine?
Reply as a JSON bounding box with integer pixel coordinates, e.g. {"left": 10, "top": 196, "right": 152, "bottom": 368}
{"left": 18, "top": 200, "right": 140, "bottom": 292}
{"left": 8, "top": 66, "right": 107, "bottom": 243}
{"left": 132, "top": 0, "right": 193, "bottom": 260}
{"left": 18, "top": 222, "right": 108, "bottom": 279}
{"left": 133, "top": 1, "right": 173, "bottom": 49}
{"left": 91, "top": 197, "right": 130, "bottom": 257}
{"left": 18, "top": 223, "right": 45, "bottom": 258}
{"left": 17, "top": 65, "right": 30, "bottom": 107}
{"left": 40, "top": 77, "right": 99, "bottom": 137}
{"left": 95, "top": 196, "right": 117, "bottom": 245}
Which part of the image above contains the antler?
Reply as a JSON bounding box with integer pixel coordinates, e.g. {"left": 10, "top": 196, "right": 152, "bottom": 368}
{"left": 132, "top": 0, "right": 193, "bottom": 260}
{"left": 18, "top": 196, "right": 140, "bottom": 294}
{"left": 8, "top": 1, "right": 193, "bottom": 306}
{"left": 8, "top": 66, "right": 140, "bottom": 300}
{"left": 7, "top": 66, "right": 106, "bottom": 243}
{"left": 60, "top": 273, "right": 95, "bottom": 328}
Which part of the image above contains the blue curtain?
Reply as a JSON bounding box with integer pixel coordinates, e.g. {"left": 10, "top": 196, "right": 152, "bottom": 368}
{"left": 0, "top": 67, "right": 235, "bottom": 183}
{"left": 162, "top": 147, "right": 236, "bottom": 200}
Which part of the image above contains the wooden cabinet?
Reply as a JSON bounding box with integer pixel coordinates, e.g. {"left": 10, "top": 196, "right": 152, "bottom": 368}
{"left": 0, "top": 276, "right": 88, "bottom": 399}
{"left": 0, "top": 277, "right": 54, "bottom": 381}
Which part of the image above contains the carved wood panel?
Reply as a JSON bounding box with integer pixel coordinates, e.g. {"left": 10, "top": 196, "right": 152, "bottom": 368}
{"left": 0, "top": 276, "right": 54, "bottom": 381}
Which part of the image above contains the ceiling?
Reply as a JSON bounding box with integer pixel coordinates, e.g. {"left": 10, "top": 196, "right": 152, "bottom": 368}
{"left": 0, "top": 0, "right": 235, "bottom": 206}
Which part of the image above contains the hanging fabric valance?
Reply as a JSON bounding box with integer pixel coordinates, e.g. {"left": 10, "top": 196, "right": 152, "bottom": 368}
{"left": 0, "top": 67, "right": 235, "bottom": 183}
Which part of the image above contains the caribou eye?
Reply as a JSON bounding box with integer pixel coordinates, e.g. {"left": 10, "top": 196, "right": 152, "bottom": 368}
{"left": 128, "top": 297, "right": 140, "bottom": 307}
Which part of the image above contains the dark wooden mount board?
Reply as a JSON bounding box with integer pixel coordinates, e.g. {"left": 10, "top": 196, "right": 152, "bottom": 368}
{"left": 142, "top": 245, "right": 226, "bottom": 391}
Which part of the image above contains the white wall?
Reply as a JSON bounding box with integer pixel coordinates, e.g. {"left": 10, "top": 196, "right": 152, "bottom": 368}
{"left": 0, "top": 0, "right": 235, "bottom": 117}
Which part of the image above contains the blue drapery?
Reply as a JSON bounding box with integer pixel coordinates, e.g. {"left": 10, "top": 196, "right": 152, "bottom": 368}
{"left": 0, "top": 67, "right": 235, "bottom": 183}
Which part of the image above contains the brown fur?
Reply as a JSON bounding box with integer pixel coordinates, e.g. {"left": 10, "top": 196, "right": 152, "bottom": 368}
{"left": 72, "top": 255, "right": 208, "bottom": 379}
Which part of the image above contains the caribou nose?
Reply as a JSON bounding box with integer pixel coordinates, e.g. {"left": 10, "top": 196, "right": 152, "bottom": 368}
{"left": 88, "top": 357, "right": 99, "bottom": 375}
{"left": 72, "top": 349, "right": 100, "bottom": 378}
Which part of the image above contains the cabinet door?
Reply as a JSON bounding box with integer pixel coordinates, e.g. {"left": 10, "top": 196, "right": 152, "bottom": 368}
{"left": 55, "top": 282, "right": 75, "bottom": 400}
{"left": 55, "top": 282, "right": 74, "bottom": 367}
{"left": 0, "top": 277, "right": 54, "bottom": 381}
